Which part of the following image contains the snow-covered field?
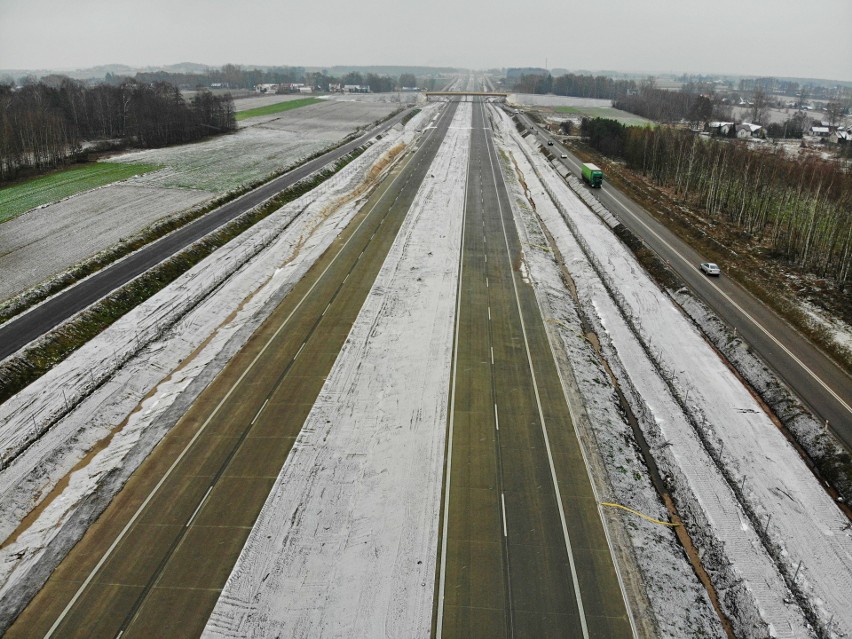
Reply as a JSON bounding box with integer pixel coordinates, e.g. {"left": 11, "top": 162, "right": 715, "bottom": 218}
{"left": 203, "top": 101, "right": 469, "bottom": 639}
{"left": 117, "top": 100, "right": 398, "bottom": 191}
{"left": 0, "top": 105, "right": 441, "bottom": 629}
{"left": 509, "top": 93, "right": 612, "bottom": 108}
{"left": 492, "top": 108, "right": 851, "bottom": 638}
{"left": 0, "top": 185, "right": 209, "bottom": 301}
{"left": 0, "top": 99, "right": 400, "bottom": 304}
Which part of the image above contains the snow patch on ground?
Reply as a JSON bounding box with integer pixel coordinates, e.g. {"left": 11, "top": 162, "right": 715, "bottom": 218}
{"left": 203, "top": 102, "right": 470, "bottom": 639}
{"left": 0, "top": 108, "right": 441, "bottom": 628}
{"left": 799, "top": 299, "right": 852, "bottom": 359}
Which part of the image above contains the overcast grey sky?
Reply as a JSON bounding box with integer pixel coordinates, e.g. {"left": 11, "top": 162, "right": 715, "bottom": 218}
{"left": 1, "top": 0, "right": 850, "bottom": 81}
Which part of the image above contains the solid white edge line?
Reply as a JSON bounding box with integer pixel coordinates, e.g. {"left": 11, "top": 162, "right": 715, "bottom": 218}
{"left": 603, "top": 189, "right": 852, "bottom": 416}
{"left": 509, "top": 108, "right": 639, "bottom": 637}
{"left": 44, "top": 101, "right": 454, "bottom": 639}
{"left": 436, "top": 102, "right": 470, "bottom": 639}
{"left": 483, "top": 102, "right": 591, "bottom": 639}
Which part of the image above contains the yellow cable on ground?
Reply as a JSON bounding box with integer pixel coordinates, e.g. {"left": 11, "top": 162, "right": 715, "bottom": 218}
{"left": 600, "top": 502, "right": 681, "bottom": 527}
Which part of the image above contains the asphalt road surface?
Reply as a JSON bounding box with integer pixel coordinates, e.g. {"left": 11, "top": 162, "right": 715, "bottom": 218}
{"left": 434, "top": 100, "right": 633, "bottom": 638}
{"left": 7, "top": 101, "right": 459, "bottom": 639}
{"left": 521, "top": 115, "right": 852, "bottom": 450}
{"left": 0, "top": 107, "right": 413, "bottom": 362}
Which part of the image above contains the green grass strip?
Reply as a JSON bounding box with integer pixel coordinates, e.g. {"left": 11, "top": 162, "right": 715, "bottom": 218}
{"left": 235, "top": 97, "right": 325, "bottom": 121}
{"left": 0, "top": 163, "right": 162, "bottom": 223}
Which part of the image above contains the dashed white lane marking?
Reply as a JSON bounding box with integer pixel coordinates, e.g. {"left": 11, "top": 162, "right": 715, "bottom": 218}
{"left": 251, "top": 399, "right": 269, "bottom": 425}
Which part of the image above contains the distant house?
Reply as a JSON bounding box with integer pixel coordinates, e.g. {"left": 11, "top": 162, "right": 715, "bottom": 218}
{"left": 737, "top": 122, "right": 764, "bottom": 138}
{"left": 707, "top": 121, "right": 734, "bottom": 136}
{"left": 343, "top": 84, "right": 370, "bottom": 93}
{"left": 298, "top": 86, "right": 313, "bottom": 94}
{"left": 706, "top": 121, "right": 763, "bottom": 138}
{"left": 255, "top": 83, "right": 279, "bottom": 94}
{"left": 829, "top": 128, "right": 851, "bottom": 144}
{"left": 810, "top": 126, "right": 830, "bottom": 137}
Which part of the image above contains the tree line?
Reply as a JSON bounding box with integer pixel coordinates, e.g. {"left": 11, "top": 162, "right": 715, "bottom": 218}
{"left": 0, "top": 79, "right": 235, "bottom": 183}
{"left": 133, "top": 64, "right": 304, "bottom": 90}
{"left": 613, "top": 84, "right": 716, "bottom": 124}
{"left": 580, "top": 118, "right": 852, "bottom": 284}
{"left": 124, "top": 66, "right": 438, "bottom": 93}
{"left": 512, "top": 72, "right": 636, "bottom": 100}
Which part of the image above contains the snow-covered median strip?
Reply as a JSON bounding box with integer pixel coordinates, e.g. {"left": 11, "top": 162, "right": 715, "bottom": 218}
{"left": 495, "top": 110, "right": 852, "bottom": 638}
{"left": 203, "top": 102, "right": 471, "bottom": 638}
{"left": 0, "top": 107, "right": 440, "bottom": 629}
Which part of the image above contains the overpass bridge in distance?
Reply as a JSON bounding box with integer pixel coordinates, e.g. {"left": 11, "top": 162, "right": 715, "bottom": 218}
{"left": 424, "top": 91, "right": 508, "bottom": 102}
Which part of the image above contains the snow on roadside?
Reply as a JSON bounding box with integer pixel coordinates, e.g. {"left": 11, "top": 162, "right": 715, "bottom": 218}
{"left": 0, "top": 105, "right": 441, "bottom": 628}
{"left": 493, "top": 110, "right": 852, "bottom": 637}
{"left": 490, "top": 107, "right": 724, "bottom": 638}
{"left": 203, "top": 102, "right": 471, "bottom": 638}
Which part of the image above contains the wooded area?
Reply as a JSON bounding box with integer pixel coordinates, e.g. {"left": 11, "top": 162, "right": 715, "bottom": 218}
{"left": 0, "top": 80, "right": 236, "bottom": 184}
{"left": 581, "top": 118, "right": 852, "bottom": 284}
{"left": 512, "top": 72, "right": 636, "bottom": 99}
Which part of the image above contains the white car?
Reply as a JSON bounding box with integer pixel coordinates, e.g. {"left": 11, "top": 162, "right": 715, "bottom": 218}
{"left": 700, "top": 262, "right": 721, "bottom": 276}
{"left": 561, "top": 153, "right": 567, "bottom": 159}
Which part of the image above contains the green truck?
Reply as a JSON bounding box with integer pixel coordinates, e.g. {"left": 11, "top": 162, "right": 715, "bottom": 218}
{"left": 581, "top": 162, "right": 603, "bottom": 188}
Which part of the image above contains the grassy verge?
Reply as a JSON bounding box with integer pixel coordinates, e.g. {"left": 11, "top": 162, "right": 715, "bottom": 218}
{"left": 0, "top": 145, "right": 369, "bottom": 405}
{"left": 0, "top": 163, "right": 162, "bottom": 223}
{"left": 563, "top": 138, "right": 851, "bottom": 372}
{"left": 235, "top": 97, "right": 324, "bottom": 121}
